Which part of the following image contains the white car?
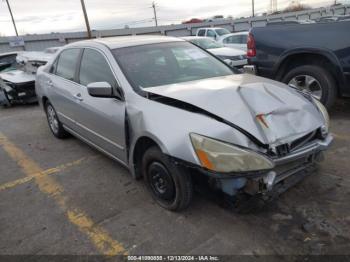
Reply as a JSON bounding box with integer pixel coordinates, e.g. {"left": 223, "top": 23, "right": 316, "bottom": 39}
{"left": 196, "top": 27, "right": 230, "bottom": 41}
{"left": 217, "top": 32, "right": 249, "bottom": 51}
{"left": 182, "top": 36, "right": 247, "bottom": 68}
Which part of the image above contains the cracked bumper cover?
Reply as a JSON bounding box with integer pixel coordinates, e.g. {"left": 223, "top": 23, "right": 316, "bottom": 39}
{"left": 179, "top": 135, "right": 333, "bottom": 196}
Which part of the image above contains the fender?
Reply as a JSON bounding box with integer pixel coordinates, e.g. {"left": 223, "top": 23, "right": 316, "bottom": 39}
{"left": 273, "top": 47, "right": 346, "bottom": 88}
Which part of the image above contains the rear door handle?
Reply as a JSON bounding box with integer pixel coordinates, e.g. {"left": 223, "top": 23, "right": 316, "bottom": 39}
{"left": 47, "top": 80, "right": 53, "bottom": 87}
{"left": 73, "top": 93, "right": 84, "bottom": 102}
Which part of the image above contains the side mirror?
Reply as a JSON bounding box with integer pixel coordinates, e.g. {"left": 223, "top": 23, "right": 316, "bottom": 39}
{"left": 87, "top": 82, "right": 113, "bottom": 98}
{"left": 87, "top": 82, "right": 122, "bottom": 99}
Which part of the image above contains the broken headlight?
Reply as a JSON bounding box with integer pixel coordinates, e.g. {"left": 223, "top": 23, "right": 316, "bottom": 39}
{"left": 313, "top": 99, "right": 330, "bottom": 134}
{"left": 190, "top": 133, "right": 274, "bottom": 173}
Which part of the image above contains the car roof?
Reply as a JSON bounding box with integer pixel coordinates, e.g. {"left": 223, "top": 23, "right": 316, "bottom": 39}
{"left": 68, "top": 35, "right": 184, "bottom": 49}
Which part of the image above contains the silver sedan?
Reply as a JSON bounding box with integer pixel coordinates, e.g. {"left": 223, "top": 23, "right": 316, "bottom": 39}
{"left": 36, "top": 36, "right": 332, "bottom": 211}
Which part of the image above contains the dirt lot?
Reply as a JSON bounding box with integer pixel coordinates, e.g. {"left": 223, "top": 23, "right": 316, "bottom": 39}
{"left": 0, "top": 99, "right": 350, "bottom": 257}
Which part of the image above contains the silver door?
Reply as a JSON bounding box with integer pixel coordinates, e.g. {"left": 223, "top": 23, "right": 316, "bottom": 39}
{"left": 48, "top": 48, "right": 82, "bottom": 130}
{"left": 73, "top": 48, "right": 127, "bottom": 163}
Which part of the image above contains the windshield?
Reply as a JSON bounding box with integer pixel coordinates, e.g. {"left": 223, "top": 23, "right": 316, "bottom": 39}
{"left": 190, "top": 38, "right": 223, "bottom": 49}
{"left": 215, "top": 28, "right": 230, "bottom": 36}
{"left": 113, "top": 42, "right": 233, "bottom": 89}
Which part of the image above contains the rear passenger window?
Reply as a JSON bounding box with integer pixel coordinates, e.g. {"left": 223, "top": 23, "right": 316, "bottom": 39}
{"left": 79, "top": 49, "right": 116, "bottom": 87}
{"left": 197, "top": 29, "right": 205, "bottom": 36}
{"left": 55, "top": 49, "right": 80, "bottom": 81}
{"left": 227, "top": 36, "right": 241, "bottom": 44}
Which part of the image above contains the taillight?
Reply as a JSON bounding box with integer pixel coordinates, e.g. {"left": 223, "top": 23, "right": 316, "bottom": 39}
{"left": 247, "top": 33, "right": 256, "bottom": 58}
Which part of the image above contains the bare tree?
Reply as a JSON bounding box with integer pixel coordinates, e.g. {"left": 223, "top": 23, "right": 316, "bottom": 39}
{"left": 283, "top": 1, "right": 311, "bottom": 12}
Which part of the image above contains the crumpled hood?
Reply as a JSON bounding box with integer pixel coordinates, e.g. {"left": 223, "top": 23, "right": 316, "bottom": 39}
{"left": 0, "top": 70, "right": 35, "bottom": 84}
{"left": 146, "top": 74, "right": 324, "bottom": 146}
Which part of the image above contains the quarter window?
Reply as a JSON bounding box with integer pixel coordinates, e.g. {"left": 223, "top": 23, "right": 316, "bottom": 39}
{"left": 55, "top": 49, "right": 80, "bottom": 81}
{"left": 224, "top": 35, "right": 247, "bottom": 44}
{"left": 79, "top": 49, "right": 116, "bottom": 87}
{"left": 230, "top": 36, "right": 241, "bottom": 43}
{"left": 241, "top": 35, "right": 248, "bottom": 44}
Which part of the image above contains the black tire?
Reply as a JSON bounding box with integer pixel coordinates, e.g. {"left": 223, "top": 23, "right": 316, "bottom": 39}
{"left": 142, "top": 146, "right": 193, "bottom": 211}
{"left": 282, "top": 65, "right": 337, "bottom": 109}
{"left": 45, "top": 101, "right": 70, "bottom": 139}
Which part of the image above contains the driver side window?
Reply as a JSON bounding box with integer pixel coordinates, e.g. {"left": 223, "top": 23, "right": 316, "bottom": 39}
{"left": 79, "top": 49, "right": 116, "bottom": 87}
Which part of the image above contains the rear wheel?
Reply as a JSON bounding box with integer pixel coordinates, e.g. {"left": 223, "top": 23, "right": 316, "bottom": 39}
{"left": 45, "top": 101, "right": 69, "bottom": 138}
{"left": 142, "top": 146, "right": 193, "bottom": 211}
{"left": 282, "top": 65, "right": 337, "bottom": 109}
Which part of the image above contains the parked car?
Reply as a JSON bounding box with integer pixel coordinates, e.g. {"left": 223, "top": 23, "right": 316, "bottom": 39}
{"left": 182, "top": 36, "right": 247, "bottom": 68}
{"left": 316, "top": 15, "right": 350, "bottom": 22}
{"left": 247, "top": 20, "right": 350, "bottom": 109}
{"left": 266, "top": 19, "right": 316, "bottom": 26}
{"left": 36, "top": 36, "right": 332, "bottom": 211}
{"left": 217, "top": 32, "right": 248, "bottom": 51}
{"left": 196, "top": 27, "right": 230, "bottom": 40}
{"left": 182, "top": 18, "right": 203, "bottom": 24}
{"left": 0, "top": 52, "right": 19, "bottom": 72}
{"left": 43, "top": 46, "right": 62, "bottom": 54}
{"left": 0, "top": 51, "right": 54, "bottom": 106}
{"left": 205, "top": 15, "right": 224, "bottom": 22}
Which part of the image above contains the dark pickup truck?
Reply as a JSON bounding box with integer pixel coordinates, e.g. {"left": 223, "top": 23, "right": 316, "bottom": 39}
{"left": 247, "top": 21, "right": 350, "bottom": 108}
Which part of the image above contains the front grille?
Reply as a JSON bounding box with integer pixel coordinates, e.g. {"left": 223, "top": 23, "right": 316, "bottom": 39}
{"left": 272, "top": 130, "right": 319, "bottom": 158}
{"left": 275, "top": 143, "right": 290, "bottom": 157}
{"left": 290, "top": 131, "right": 317, "bottom": 151}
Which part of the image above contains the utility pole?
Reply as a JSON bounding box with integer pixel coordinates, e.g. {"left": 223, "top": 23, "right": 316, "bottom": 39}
{"left": 252, "top": 0, "right": 255, "bottom": 17}
{"left": 5, "top": 0, "right": 18, "bottom": 36}
{"left": 80, "top": 0, "right": 92, "bottom": 39}
{"left": 270, "top": 0, "right": 278, "bottom": 13}
{"left": 152, "top": 1, "right": 158, "bottom": 27}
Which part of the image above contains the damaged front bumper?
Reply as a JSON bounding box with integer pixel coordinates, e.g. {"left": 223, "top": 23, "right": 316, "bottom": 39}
{"left": 192, "top": 135, "right": 333, "bottom": 197}
{"left": 0, "top": 89, "right": 10, "bottom": 106}
{"left": 0, "top": 80, "right": 37, "bottom": 106}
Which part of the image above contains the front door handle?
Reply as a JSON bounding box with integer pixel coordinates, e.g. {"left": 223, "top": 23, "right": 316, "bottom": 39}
{"left": 47, "top": 80, "right": 53, "bottom": 87}
{"left": 73, "top": 93, "right": 83, "bottom": 102}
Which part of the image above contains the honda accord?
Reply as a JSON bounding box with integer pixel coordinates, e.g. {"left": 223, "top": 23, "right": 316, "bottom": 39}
{"left": 36, "top": 36, "right": 332, "bottom": 211}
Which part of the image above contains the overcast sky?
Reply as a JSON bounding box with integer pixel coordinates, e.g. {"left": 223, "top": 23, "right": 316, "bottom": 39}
{"left": 0, "top": 0, "right": 346, "bottom": 36}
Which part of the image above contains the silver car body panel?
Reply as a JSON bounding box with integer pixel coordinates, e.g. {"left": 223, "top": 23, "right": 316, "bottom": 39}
{"left": 146, "top": 74, "right": 323, "bottom": 146}
{"left": 36, "top": 36, "right": 330, "bottom": 181}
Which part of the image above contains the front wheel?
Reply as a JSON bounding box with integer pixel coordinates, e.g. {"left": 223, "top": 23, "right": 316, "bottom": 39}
{"left": 142, "top": 146, "right": 193, "bottom": 211}
{"left": 282, "top": 65, "right": 337, "bottom": 109}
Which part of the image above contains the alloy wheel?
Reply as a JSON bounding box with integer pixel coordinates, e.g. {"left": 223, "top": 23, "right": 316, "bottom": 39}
{"left": 288, "top": 75, "right": 323, "bottom": 100}
{"left": 47, "top": 105, "right": 59, "bottom": 134}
